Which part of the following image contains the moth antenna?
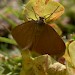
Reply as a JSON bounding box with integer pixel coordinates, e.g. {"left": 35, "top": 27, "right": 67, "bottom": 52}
{"left": 45, "top": 6, "right": 60, "bottom": 20}
{"left": 32, "top": 7, "right": 38, "bottom": 20}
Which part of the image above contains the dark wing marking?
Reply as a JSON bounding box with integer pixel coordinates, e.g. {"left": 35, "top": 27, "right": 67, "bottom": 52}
{"left": 31, "top": 24, "right": 65, "bottom": 55}
{"left": 11, "top": 21, "right": 36, "bottom": 49}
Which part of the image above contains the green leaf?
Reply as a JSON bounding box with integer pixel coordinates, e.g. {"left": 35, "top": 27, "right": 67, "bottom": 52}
{"left": 0, "top": 37, "right": 17, "bottom": 45}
